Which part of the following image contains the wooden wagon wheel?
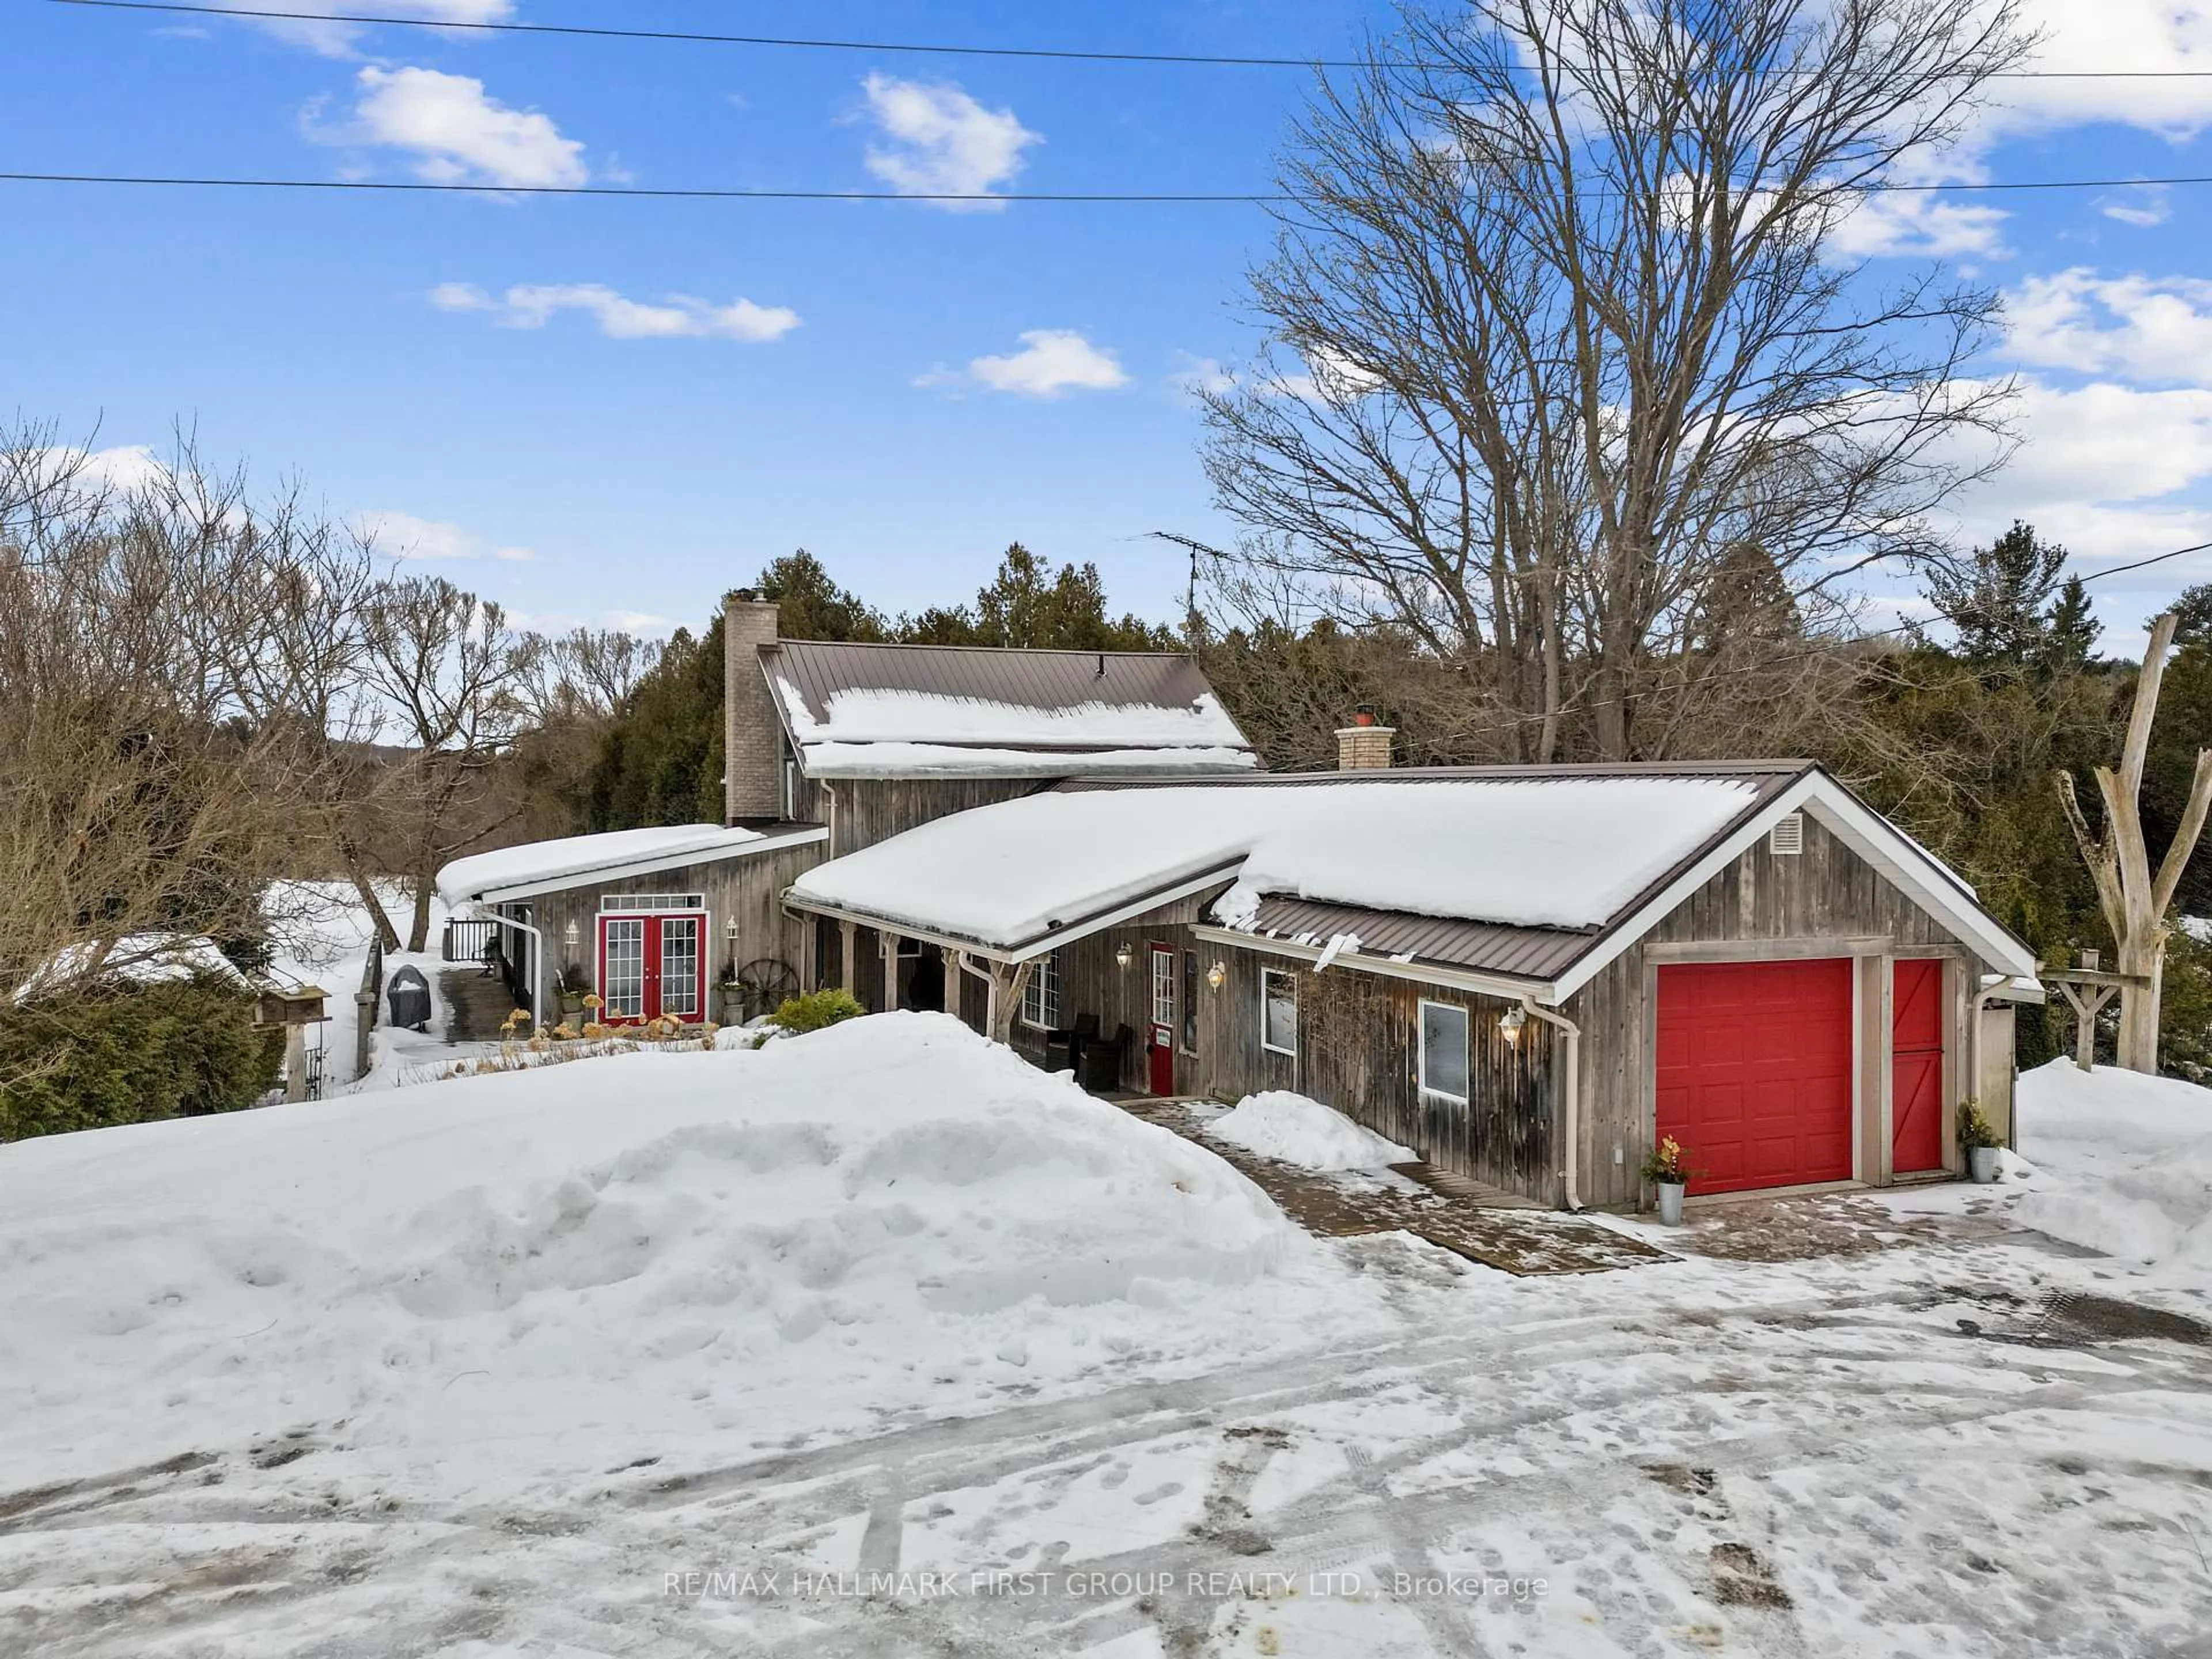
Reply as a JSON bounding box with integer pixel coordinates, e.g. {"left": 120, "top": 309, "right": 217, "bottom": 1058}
{"left": 732, "top": 957, "right": 798, "bottom": 1021}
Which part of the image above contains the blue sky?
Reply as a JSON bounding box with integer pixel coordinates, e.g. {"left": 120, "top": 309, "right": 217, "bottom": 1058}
{"left": 10, "top": 0, "right": 2212, "bottom": 653}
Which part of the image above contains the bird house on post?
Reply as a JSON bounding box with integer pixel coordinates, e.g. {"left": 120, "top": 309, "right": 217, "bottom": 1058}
{"left": 253, "top": 986, "right": 329, "bottom": 1103}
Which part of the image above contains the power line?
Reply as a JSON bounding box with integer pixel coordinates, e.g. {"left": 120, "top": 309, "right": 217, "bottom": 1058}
{"left": 47, "top": 0, "right": 2212, "bottom": 79}
{"left": 13, "top": 169, "right": 2212, "bottom": 202}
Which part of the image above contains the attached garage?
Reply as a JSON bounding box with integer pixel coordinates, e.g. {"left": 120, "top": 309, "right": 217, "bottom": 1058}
{"left": 1656, "top": 960, "right": 1854, "bottom": 1195}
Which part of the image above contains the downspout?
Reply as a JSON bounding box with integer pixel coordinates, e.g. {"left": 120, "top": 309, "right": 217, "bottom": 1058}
{"left": 1519, "top": 997, "right": 1583, "bottom": 1213}
{"left": 958, "top": 950, "right": 999, "bottom": 1037}
{"left": 473, "top": 903, "right": 548, "bottom": 1016}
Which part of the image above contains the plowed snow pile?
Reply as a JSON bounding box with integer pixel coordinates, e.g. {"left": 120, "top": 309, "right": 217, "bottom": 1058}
{"left": 1207, "top": 1091, "right": 1415, "bottom": 1171}
{"left": 0, "top": 1014, "right": 1370, "bottom": 1501}
{"left": 2015, "top": 1058, "right": 2212, "bottom": 1278}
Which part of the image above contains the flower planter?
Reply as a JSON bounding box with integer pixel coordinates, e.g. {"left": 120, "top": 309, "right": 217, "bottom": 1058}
{"left": 718, "top": 983, "right": 751, "bottom": 1027}
{"left": 1967, "top": 1145, "right": 2001, "bottom": 1184}
{"left": 560, "top": 993, "right": 585, "bottom": 1025}
{"left": 1656, "top": 1181, "right": 1687, "bottom": 1226}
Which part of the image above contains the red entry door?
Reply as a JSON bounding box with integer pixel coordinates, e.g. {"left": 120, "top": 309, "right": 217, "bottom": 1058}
{"left": 1891, "top": 959, "right": 1945, "bottom": 1175}
{"left": 1147, "top": 945, "right": 1177, "bottom": 1096}
{"left": 1656, "top": 960, "right": 1854, "bottom": 1195}
{"left": 598, "top": 913, "right": 705, "bottom": 1024}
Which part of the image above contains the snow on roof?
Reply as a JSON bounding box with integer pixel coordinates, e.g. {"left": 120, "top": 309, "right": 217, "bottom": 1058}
{"left": 789, "top": 775, "right": 1764, "bottom": 949}
{"left": 436, "top": 824, "right": 774, "bottom": 904}
{"left": 779, "top": 683, "right": 1249, "bottom": 750}
{"left": 14, "top": 934, "right": 249, "bottom": 1003}
{"left": 800, "top": 740, "right": 1259, "bottom": 781}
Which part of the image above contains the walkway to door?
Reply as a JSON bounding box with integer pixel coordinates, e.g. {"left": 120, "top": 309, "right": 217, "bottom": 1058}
{"left": 1113, "top": 1096, "right": 1675, "bottom": 1277}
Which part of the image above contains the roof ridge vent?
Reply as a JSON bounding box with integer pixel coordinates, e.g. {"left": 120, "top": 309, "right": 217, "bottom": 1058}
{"left": 1768, "top": 812, "right": 1805, "bottom": 856}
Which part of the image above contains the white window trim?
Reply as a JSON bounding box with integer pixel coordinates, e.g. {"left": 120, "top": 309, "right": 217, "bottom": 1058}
{"left": 1417, "top": 998, "right": 1471, "bottom": 1105}
{"left": 1020, "top": 950, "right": 1060, "bottom": 1031}
{"left": 599, "top": 892, "right": 706, "bottom": 914}
{"left": 1260, "top": 968, "right": 1299, "bottom": 1057}
{"left": 594, "top": 906, "right": 713, "bottom": 1023}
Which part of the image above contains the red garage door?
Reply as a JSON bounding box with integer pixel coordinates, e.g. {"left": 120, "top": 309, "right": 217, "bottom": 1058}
{"left": 1656, "top": 960, "right": 1854, "bottom": 1195}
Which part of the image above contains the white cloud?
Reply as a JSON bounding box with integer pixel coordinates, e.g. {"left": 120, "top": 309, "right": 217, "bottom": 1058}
{"left": 2005, "top": 268, "right": 2212, "bottom": 384}
{"left": 355, "top": 508, "right": 536, "bottom": 562}
{"left": 432, "top": 282, "right": 800, "bottom": 342}
{"left": 1168, "top": 353, "right": 1238, "bottom": 397}
{"left": 930, "top": 329, "right": 1127, "bottom": 397}
{"left": 859, "top": 73, "right": 1040, "bottom": 209}
{"left": 334, "top": 66, "right": 586, "bottom": 188}
{"left": 1984, "top": 0, "right": 2212, "bottom": 143}
{"left": 2098, "top": 185, "right": 2172, "bottom": 228}
{"left": 246, "top": 0, "right": 514, "bottom": 58}
{"left": 1826, "top": 191, "right": 2010, "bottom": 260}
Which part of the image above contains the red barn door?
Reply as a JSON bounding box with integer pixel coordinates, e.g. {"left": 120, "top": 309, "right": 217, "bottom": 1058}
{"left": 1891, "top": 959, "right": 1946, "bottom": 1176}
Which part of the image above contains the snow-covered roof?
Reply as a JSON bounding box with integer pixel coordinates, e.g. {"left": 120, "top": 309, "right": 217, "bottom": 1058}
{"left": 789, "top": 774, "right": 1767, "bottom": 952}
{"left": 436, "top": 824, "right": 820, "bottom": 905}
{"left": 766, "top": 641, "right": 1256, "bottom": 780}
{"left": 13, "top": 934, "right": 249, "bottom": 1003}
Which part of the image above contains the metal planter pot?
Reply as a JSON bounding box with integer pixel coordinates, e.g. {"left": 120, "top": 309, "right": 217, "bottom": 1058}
{"left": 1656, "top": 1181, "right": 1687, "bottom": 1226}
{"left": 1968, "top": 1145, "right": 2002, "bottom": 1184}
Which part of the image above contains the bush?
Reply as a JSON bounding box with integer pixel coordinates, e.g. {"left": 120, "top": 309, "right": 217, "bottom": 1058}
{"left": 767, "top": 988, "right": 866, "bottom": 1035}
{"left": 0, "top": 972, "right": 281, "bottom": 1143}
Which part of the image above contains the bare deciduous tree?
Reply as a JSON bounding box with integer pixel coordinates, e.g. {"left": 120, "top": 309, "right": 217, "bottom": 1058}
{"left": 2058, "top": 612, "right": 2212, "bottom": 1073}
{"left": 1202, "top": 0, "right": 2027, "bottom": 759}
{"left": 364, "top": 575, "right": 531, "bottom": 950}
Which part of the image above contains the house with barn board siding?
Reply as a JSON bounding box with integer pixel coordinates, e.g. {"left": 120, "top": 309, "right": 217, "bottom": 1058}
{"left": 786, "top": 733, "right": 2044, "bottom": 1212}
{"left": 435, "top": 592, "right": 1257, "bottom": 1022}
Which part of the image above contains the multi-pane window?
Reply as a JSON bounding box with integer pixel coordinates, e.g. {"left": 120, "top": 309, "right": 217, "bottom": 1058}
{"left": 1021, "top": 950, "right": 1061, "bottom": 1029}
{"left": 601, "top": 918, "right": 645, "bottom": 1020}
{"left": 1419, "top": 1000, "right": 1471, "bottom": 1103}
{"left": 599, "top": 893, "right": 705, "bottom": 912}
{"left": 1262, "top": 968, "right": 1298, "bottom": 1055}
{"left": 659, "top": 916, "right": 701, "bottom": 1018}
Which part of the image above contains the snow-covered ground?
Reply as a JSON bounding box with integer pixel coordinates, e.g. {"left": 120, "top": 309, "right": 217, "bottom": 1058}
{"left": 3, "top": 1027, "right": 2210, "bottom": 1657}
{"left": 1206, "top": 1090, "right": 1415, "bottom": 1171}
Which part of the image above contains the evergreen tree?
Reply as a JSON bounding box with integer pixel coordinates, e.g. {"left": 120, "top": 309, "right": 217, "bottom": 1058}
{"left": 896, "top": 544, "right": 1176, "bottom": 651}
{"left": 581, "top": 619, "right": 725, "bottom": 831}
{"left": 2039, "top": 575, "right": 2101, "bottom": 673}
{"left": 1925, "top": 521, "right": 2067, "bottom": 666}
{"left": 756, "top": 550, "right": 891, "bottom": 642}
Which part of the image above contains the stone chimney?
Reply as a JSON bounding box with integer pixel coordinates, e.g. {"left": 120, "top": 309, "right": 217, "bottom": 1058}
{"left": 723, "top": 589, "right": 783, "bottom": 824}
{"left": 1335, "top": 704, "right": 1395, "bottom": 771}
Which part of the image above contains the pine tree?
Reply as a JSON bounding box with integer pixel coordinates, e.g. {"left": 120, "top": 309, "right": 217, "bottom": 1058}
{"left": 2039, "top": 575, "right": 2101, "bottom": 673}
{"left": 1925, "top": 521, "right": 2067, "bottom": 665}
{"left": 756, "top": 551, "right": 891, "bottom": 642}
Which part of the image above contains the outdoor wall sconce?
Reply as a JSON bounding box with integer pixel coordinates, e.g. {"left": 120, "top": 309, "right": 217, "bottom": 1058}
{"left": 1206, "top": 961, "right": 1227, "bottom": 991}
{"left": 1114, "top": 942, "right": 1134, "bottom": 971}
{"left": 1499, "top": 1006, "right": 1526, "bottom": 1048}
{"left": 563, "top": 919, "right": 579, "bottom": 947}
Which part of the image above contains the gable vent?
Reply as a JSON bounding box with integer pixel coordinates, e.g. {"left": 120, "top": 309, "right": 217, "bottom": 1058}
{"left": 1768, "top": 812, "right": 1805, "bottom": 856}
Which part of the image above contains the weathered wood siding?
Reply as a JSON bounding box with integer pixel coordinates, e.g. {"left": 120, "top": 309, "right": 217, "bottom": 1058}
{"left": 524, "top": 840, "right": 821, "bottom": 1015}
{"left": 1562, "top": 813, "right": 1984, "bottom": 1211}
{"left": 820, "top": 777, "right": 1040, "bottom": 857}
{"left": 1194, "top": 946, "right": 1559, "bottom": 1200}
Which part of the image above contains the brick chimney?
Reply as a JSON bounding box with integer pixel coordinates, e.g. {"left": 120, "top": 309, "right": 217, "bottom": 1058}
{"left": 1335, "top": 704, "right": 1395, "bottom": 771}
{"left": 723, "top": 589, "right": 783, "bottom": 823}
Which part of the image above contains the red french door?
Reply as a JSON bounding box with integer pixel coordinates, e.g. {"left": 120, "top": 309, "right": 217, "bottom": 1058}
{"left": 1147, "top": 945, "right": 1176, "bottom": 1096}
{"left": 597, "top": 913, "right": 706, "bottom": 1024}
{"left": 1891, "top": 959, "right": 1945, "bottom": 1175}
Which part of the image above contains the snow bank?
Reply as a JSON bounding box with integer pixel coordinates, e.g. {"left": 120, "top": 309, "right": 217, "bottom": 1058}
{"left": 435, "top": 823, "right": 775, "bottom": 905}
{"left": 791, "top": 776, "right": 1760, "bottom": 946}
{"left": 0, "top": 1014, "right": 1362, "bottom": 1499}
{"left": 1208, "top": 1092, "right": 1415, "bottom": 1171}
{"left": 2014, "top": 1059, "right": 2212, "bottom": 1272}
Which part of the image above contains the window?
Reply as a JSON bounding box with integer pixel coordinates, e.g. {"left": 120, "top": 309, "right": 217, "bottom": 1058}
{"left": 1180, "top": 949, "right": 1199, "bottom": 1054}
{"left": 1419, "top": 1000, "right": 1471, "bottom": 1103}
{"left": 1021, "top": 950, "right": 1061, "bottom": 1029}
{"left": 600, "top": 893, "right": 705, "bottom": 913}
{"left": 1150, "top": 946, "right": 1176, "bottom": 1031}
{"left": 1262, "top": 969, "right": 1298, "bottom": 1056}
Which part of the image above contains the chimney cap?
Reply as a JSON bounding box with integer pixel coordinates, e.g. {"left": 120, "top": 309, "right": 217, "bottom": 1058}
{"left": 732, "top": 587, "right": 758, "bottom": 604}
{"left": 1350, "top": 703, "right": 1377, "bottom": 727}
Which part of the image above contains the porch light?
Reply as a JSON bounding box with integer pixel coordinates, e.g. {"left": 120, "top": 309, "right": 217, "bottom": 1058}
{"left": 1115, "top": 942, "right": 1134, "bottom": 971}
{"left": 1207, "top": 960, "right": 1227, "bottom": 991}
{"left": 1499, "top": 1006, "right": 1526, "bottom": 1048}
{"left": 563, "top": 919, "right": 579, "bottom": 947}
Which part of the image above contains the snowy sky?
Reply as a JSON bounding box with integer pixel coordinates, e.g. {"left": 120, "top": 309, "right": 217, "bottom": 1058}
{"left": 11, "top": 0, "right": 2212, "bottom": 656}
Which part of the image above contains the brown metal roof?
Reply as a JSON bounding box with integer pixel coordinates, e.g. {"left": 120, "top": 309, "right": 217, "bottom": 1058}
{"left": 765, "top": 639, "right": 1248, "bottom": 753}
{"left": 1236, "top": 896, "right": 1596, "bottom": 983}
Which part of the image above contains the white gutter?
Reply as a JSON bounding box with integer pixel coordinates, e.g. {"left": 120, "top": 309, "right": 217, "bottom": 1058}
{"left": 1517, "top": 998, "right": 1584, "bottom": 1212}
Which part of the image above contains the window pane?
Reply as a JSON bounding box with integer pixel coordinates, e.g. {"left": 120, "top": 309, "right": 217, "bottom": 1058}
{"left": 603, "top": 919, "right": 644, "bottom": 1020}
{"left": 1263, "top": 970, "right": 1297, "bottom": 1052}
{"left": 1421, "top": 1002, "right": 1469, "bottom": 1099}
{"left": 660, "top": 918, "right": 700, "bottom": 1018}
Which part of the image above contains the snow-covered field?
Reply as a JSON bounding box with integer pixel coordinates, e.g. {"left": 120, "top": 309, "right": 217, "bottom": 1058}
{"left": 3, "top": 1025, "right": 2210, "bottom": 1657}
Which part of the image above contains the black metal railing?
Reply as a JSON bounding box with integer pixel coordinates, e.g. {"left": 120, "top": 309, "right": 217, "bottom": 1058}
{"left": 442, "top": 917, "right": 499, "bottom": 968}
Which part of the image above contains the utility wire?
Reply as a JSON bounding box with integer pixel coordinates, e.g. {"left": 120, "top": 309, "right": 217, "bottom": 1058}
{"left": 46, "top": 0, "right": 2212, "bottom": 79}
{"left": 13, "top": 169, "right": 2212, "bottom": 201}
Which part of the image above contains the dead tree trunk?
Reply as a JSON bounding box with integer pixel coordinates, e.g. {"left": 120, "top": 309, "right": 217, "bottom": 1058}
{"left": 2057, "top": 611, "right": 2212, "bottom": 1073}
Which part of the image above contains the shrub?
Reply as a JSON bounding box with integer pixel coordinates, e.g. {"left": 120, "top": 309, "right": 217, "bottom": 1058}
{"left": 767, "top": 988, "right": 866, "bottom": 1034}
{"left": 0, "top": 972, "right": 281, "bottom": 1143}
{"left": 1957, "top": 1099, "right": 2000, "bottom": 1152}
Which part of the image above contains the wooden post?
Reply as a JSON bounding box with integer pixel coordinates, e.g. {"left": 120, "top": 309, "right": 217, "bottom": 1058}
{"left": 839, "top": 921, "right": 857, "bottom": 994}
{"left": 941, "top": 946, "right": 962, "bottom": 1021}
{"left": 881, "top": 935, "right": 901, "bottom": 1012}
{"left": 284, "top": 1024, "right": 310, "bottom": 1104}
